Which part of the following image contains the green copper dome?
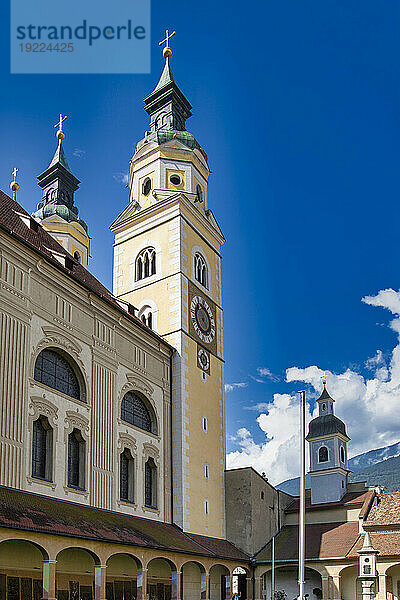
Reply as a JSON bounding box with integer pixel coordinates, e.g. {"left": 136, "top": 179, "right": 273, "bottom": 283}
{"left": 34, "top": 140, "right": 88, "bottom": 232}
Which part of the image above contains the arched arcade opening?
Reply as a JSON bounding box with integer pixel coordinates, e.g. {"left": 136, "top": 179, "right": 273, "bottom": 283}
{"left": 261, "top": 566, "right": 322, "bottom": 600}
{"left": 0, "top": 539, "right": 48, "bottom": 600}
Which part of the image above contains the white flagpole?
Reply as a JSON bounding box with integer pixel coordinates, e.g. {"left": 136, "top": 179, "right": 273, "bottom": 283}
{"left": 298, "top": 390, "right": 306, "bottom": 600}
{"left": 271, "top": 535, "right": 275, "bottom": 600}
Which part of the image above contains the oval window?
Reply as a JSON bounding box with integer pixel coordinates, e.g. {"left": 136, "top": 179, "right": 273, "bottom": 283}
{"left": 142, "top": 178, "right": 151, "bottom": 196}
{"left": 170, "top": 174, "right": 181, "bottom": 186}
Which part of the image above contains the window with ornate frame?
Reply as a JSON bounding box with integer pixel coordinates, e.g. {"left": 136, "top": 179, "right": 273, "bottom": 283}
{"left": 120, "top": 448, "right": 135, "bottom": 503}
{"left": 32, "top": 416, "right": 53, "bottom": 481}
{"left": 136, "top": 247, "right": 156, "bottom": 281}
{"left": 68, "top": 429, "right": 86, "bottom": 489}
{"left": 194, "top": 252, "right": 208, "bottom": 288}
{"left": 34, "top": 348, "right": 83, "bottom": 401}
{"left": 121, "top": 391, "right": 156, "bottom": 434}
{"left": 144, "top": 458, "right": 157, "bottom": 508}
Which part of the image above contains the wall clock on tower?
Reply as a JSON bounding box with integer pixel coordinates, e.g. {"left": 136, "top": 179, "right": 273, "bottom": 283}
{"left": 197, "top": 345, "right": 211, "bottom": 374}
{"left": 190, "top": 295, "right": 215, "bottom": 344}
{"left": 188, "top": 281, "right": 218, "bottom": 355}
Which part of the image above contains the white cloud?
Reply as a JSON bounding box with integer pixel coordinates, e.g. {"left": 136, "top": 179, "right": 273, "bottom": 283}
{"left": 256, "top": 367, "right": 280, "bottom": 382}
{"left": 227, "top": 288, "right": 400, "bottom": 485}
{"left": 113, "top": 172, "right": 129, "bottom": 185}
{"left": 225, "top": 382, "right": 247, "bottom": 393}
{"left": 244, "top": 402, "right": 271, "bottom": 412}
{"left": 73, "top": 148, "right": 85, "bottom": 158}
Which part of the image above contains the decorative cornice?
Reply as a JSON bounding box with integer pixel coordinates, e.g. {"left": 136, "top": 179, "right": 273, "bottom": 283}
{"left": 65, "top": 410, "right": 89, "bottom": 435}
{"left": 40, "top": 326, "right": 82, "bottom": 356}
{"left": 117, "top": 432, "right": 138, "bottom": 456}
{"left": 125, "top": 374, "right": 154, "bottom": 397}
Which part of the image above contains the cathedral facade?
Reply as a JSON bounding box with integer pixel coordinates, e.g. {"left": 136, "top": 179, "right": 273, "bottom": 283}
{"left": 0, "top": 45, "right": 249, "bottom": 600}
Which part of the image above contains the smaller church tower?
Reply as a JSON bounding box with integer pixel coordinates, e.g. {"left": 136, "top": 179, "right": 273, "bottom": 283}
{"left": 33, "top": 115, "right": 89, "bottom": 266}
{"left": 306, "top": 381, "right": 350, "bottom": 504}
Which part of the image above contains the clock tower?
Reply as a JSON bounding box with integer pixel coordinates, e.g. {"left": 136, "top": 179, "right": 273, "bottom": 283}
{"left": 111, "top": 39, "right": 226, "bottom": 537}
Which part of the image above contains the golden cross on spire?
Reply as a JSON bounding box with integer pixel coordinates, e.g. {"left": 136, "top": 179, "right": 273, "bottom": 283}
{"left": 322, "top": 371, "right": 327, "bottom": 386}
{"left": 10, "top": 167, "right": 19, "bottom": 195}
{"left": 159, "top": 29, "right": 176, "bottom": 59}
{"left": 54, "top": 113, "right": 67, "bottom": 140}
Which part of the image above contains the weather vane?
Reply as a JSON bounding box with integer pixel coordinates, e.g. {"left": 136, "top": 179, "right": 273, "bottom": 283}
{"left": 10, "top": 167, "right": 19, "bottom": 198}
{"left": 159, "top": 29, "right": 176, "bottom": 59}
{"left": 54, "top": 113, "right": 67, "bottom": 140}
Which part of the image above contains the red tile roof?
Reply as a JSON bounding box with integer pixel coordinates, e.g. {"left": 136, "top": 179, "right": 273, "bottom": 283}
{"left": 255, "top": 522, "right": 360, "bottom": 562}
{"left": 285, "top": 490, "right": 370, "bottom": 513}
{"left": 347, "top": 531, "right": 400, "bottom": 558}
{"left": 0, "top": 190, "right": 173, "bottom": 351}
{"left": 0, "top": 486, "right": 248, "bottom": 562}
{"left": 186, "top": 533, "right": 249, "bottom": 562}
{"left": 365, "top": 492, "right": 400, "bottom": 529}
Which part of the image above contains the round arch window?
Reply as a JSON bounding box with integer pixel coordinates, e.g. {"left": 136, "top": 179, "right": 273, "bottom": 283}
{"left": 169, "top": 174, "right": 181, "bottom": 186}
{"left": 73, "top": 251, "right": 81, "bottom": 263}
{"left": 121, "top": 391, "right": 157, "bottom": 434}
{"left": 34, "top": 348, "right": 84, "bottom": 401}
{"left": 142, "top": 177, "right": 152, "bottom": 196}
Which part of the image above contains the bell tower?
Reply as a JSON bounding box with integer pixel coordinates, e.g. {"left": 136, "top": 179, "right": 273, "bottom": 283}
{"left": 111, "top": 33, "right": 226, "bottom": 537}
{"left": 306, "top": 382, "right": 351, "bottom": 504}
{"left": 33, "top": 115, "right": 90, "bottom": 266}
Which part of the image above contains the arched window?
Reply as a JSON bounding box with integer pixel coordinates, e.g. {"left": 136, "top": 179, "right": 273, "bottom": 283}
{"left": 32, "top": 416, "right": 53, "bottom": 481}
{"left": 318, "top": 446, "right": 329, "bottom": 463}
{"left": 194, "top": 252, "right": 208, "bottom": 288}
{"left": 145, "top": 458, "right": 157, "bottom": 508}
{"left": 136, "top": 247, "right": 156, "bottom": 281}
{"left": 120, "top": 449, "right": 135, "bottom": 503}
{"left": 204, "top": 498, "right": 209, "bottom": 515}
{"left": 196, "top": 184, "right": 204, "bottom": 203}
{"left": 202, "top": 415, "right": 208, "bottom": 433}
{"left": 138, "top": 305, "right": 153, "bottom": 329}
{"left": 34, "top": 348, "right": 83, "bottom": 401}
{"left": 73, "top": 251, "right": 81, "bottom": 263}
{"left": 340, "top": 446, "right": 345, "bottom": 463}
{"left": 121, "top": 391, "right": 155, "bottom": 433}
{"left": 68, "top": 428, "right": 85, "bottom": 489}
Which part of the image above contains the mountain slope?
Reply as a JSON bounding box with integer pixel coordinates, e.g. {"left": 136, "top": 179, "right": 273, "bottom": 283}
{"left": 276, "top": 440, "right": 400, "bottom": 495}
{"left": 351, "top": 454, "right": 400, "bottom": 491}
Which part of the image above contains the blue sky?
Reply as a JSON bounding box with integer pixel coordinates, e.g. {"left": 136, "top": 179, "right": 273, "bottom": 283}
{"left": 1, "top": 1, "right": 400, "bottom": 483}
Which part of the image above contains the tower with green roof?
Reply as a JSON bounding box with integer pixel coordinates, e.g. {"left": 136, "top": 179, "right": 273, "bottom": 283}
{"left": 34, "top": 120, "right": 89, "bottom": 267}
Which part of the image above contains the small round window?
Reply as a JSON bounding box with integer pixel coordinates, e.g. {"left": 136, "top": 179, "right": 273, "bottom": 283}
{"left": 170, "top": 174, "right": 181, "bottom": 186}
{"left": 142, "top": 178, "right": 151, "bottom": 196}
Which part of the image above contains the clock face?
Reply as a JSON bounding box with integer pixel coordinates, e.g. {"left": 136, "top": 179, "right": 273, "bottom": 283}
{"left": 190, "top": 295, "right": 215, "bottom": 344}
{"left": 198, "top": 347, "right": 210, "bottom": 373}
